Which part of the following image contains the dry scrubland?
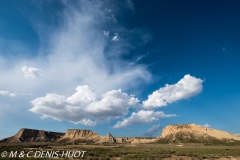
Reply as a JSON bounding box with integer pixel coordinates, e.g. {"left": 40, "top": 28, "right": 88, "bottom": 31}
{"left": 1, "top": 124, "right": 240, "bottom": 159}
{"left": 1, "top": 142, "right": 240, "bottom": 160}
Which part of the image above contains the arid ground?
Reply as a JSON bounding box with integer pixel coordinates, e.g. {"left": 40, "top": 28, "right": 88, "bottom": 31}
{"left": 1, "top": 142, "right": 240, "bottom": 160}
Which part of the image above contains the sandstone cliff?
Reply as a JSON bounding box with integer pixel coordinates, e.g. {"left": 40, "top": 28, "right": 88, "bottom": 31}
{"left": 155, "top": 123, "right": 240, "bottom": 143}
{"left": 98, "top": 133, "right": 116, "bottom": 143}
{"left": 2, "top": 123, "right": 239, "bottom": 144}
{"left": 115, "top": 137, "right": 155, "bottom": 144}
{"left": 57, "top": 129, "right": 103, "bottom": 143}
{"left": 1, "top": 128, "right": 64, "bottom": 142}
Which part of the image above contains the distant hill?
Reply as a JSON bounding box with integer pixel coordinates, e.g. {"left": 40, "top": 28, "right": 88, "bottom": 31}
{"left": 0, "top": 128, "right": 64, "bottom": 142}
{"left": 57, "top": 129, "right": 103, "bottom": 143}
{"left": 155, "top": 123, "right": 240, "bottom": 144}
{"left": 1, "top": 124, "right": 239, "bottom": 145}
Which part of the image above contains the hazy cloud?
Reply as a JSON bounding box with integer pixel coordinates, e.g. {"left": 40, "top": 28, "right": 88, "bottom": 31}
{"left": 143, "top": 124, "right": 161, "bottom": 137}
{"left": 111, "top": 33, "right": 120, "bottom": 41}
{"left": 143, "top": 74, "right": 203, "bottom": 109}
{"left": 103, "top": 30, "right": 110, "bottom": 37}
{"left": 204, "top": 123, "right": 210, "bottom": 128}
{"left": 107, "top": 14, "right": 117, "bottom": 23}
{"left": 126, "top": 0, "right": 134, "bottom": 10}
{"left": 113, "top": 110, "right": 176, "bottom": 128}
{"left": 0, "top": 91, "right": 17, "bottom": 97}
{"left": 0, "top": 0, "right": 152, "bottom": 104}
{"left": 22, "top": 66, "right": 42, "bottom": 79}
{"left": 0, "top": 91, "right": 9, "bottom": 96}
{"left": 0, "top": 1, "right": 204, "bottom": 130}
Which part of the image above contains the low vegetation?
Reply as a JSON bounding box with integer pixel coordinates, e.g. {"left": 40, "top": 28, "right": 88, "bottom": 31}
{"left": 1, "top": 143, "right": 240, "bottom": 160}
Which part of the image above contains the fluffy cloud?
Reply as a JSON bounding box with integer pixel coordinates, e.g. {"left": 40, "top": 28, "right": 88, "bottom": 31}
{"left": 29, "top": 85, "right": 139, "bottom": 126}
{"left": 113, "top": 110, "right": 176, "bottom": 128}
{"left": 143, "top": 124, "right": 162, "bottom": 137}
{"left": 0, "top": 1, "right": 154, "bottom": 132}
{"left": 85, "top": 89, "right": 139, "bottom": 121}
{"left": 66, "top": 85, "right": 96, "bottom": 105}
{"left": 0, "top": 91, "right": 17, "bottom": 97}
{"left": 22, "top": 66, "right": 42, "bottom": 79}
{"left": 0, "top": 1, "right": 204, "bottom": 131}
{"left": 143, "top": 74, "right": 203, "bottom": 109}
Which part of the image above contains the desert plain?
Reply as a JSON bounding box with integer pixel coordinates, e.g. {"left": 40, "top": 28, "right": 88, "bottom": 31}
{"left": 1, "top": 124, "right": 240, "bottom": 160}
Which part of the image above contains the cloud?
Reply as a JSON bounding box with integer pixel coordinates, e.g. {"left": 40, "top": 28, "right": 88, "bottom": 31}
{"left": 29, "top": 85, "right": 139, "bottom": 126}
{"left": 126, "top": 0, "right": 134, "bottom": 10}
{"left": 66, "top": 85, "right": 97, "bottom": 105}
{"left": 143, "top": 74, "right": 203, "bottom": 109}
{"left": 107, "top": 14, "right": 117, "bottom": 23}
{"left": 0, "top": 91, "right": 9, "bottom": 96}
{"left": 0, "top": 1, "right": 204, "bottom": 130}
{"left": 135, "top": 53, "right": 149, "bottom": 63}
{"left": 0, "top": 91, "right": 17, "bottom": 97}
{"left": 85, "top": 89, "right": 139, "bottom": 121}
{"left": 21, "top": 66, "right": 42, "bottom": 79}
{"left": 9, "top": 93, "right": 17, "bottom": 97}
{"left": 204, "top": 123, "right": 210, "bottom": 128}
{"left": 143, "top": 124, "right": 161, "bottom": 137}
{"left": 113, "top": 110, "right": 176, "bottom": 128}
{"left": 0, "top": 1, "right": 152, "bottom": 101}
{"left": 111, "top": 33, "right": 120, "bottom": 41}
{"left": 0, "top": 1, "right": 154, "bottom": 130}
{"left": 103, "top": 30, "right": 110, "bottom": 37}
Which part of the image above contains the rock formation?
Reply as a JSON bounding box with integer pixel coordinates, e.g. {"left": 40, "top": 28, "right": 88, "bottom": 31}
{"left": 2, "top": 123, "right": 240, "bottom": 145}
{"left": 155, "top": 123, "right": 240, "bottom": 143}
{"left": 57, "top": 129, "right": 103, "bottom": 143}
{"left": 99, "top": 133, "right": 116, "bottom": 143}
{"left": 0, "top": 128, "right": 64, "bottom": 142}
{"left": 115, "top": 137, "right": 155, "bottom": 144}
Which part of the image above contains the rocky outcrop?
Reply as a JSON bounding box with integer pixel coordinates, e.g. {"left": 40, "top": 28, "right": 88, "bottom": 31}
{"left": 155, "top": 123, "right": 240, "bottom": 143}
{"left": 99, "top": 133, "right": 116, "bottom": 143}
{"left": 57, "top": 129, "right": 103, "bottom": 143}
{"left": 115, "top": 137, "right": 155, "bottom": 144}
{"left": 2, "top": 123, "right": 239, "bottom": 145}
{"left": 1, "top": 128, "right": 64, "bottom": 142}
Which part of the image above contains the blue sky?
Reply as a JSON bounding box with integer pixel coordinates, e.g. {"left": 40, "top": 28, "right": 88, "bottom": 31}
{"left": 0, "top": 0, "right": 240, "bottom": 139}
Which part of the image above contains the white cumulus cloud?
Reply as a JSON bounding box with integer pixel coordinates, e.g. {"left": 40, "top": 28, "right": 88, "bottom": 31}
{"left": 29, "top": 85, "right": 139, "bottom": 126}
{"left": 22, "top": 66, "right": 42, "bottom": 79}
{"left": 66, "top": 85, "right": 96, "bottom": 105}
{"left": 113, "top": 110, "right": 176, "bottom": 128}
{"left": 143, "top": 124, "right": 162, "bottom": 137}
{"left": 85, "top": 89, "right": 139, "bottom": 121}
{"left": 143, "top": 74, "right": 203, "bottom": 109}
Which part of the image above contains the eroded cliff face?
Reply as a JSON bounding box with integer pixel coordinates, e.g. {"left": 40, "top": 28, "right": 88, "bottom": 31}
{"left": 57, "top": 129, "right": 103, "bottom": 143}
{"left": 156, "top": 123, "right": 240, "bottom": 143}
{"left": 2, "top": 123, "right": 239, "bottom": 144}
{"left": 0, "top": 128, "right": 154, "bottom": 144}
{"left": 115, "top": 137, "right": 155, "bottom": 144}
{"left": 1, "top": 128, "right": 64, "bottom": 142}
{"left": 98, "top": 133, "right": 116, "bottom": 143}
